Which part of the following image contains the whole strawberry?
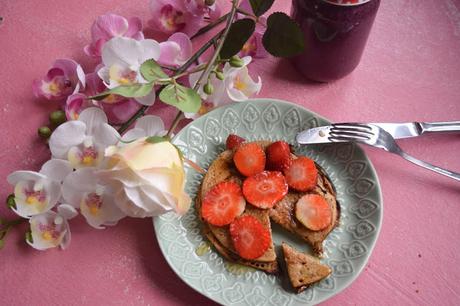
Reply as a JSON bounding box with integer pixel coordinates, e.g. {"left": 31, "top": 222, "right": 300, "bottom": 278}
{"left": 226, "top": 134, "right": 245, "bottom": 150}
{"left": 266, "top": 141, "right": 292, "bottom": 172}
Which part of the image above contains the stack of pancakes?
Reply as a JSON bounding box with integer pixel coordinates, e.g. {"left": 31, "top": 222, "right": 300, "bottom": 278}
{"left": 196, "top": 141, "right": 340, "bottom": 290}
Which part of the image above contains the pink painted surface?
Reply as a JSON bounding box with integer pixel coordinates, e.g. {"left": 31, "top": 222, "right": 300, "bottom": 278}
{"left": 1, "top": 0, "right": 460, "bottom": 305}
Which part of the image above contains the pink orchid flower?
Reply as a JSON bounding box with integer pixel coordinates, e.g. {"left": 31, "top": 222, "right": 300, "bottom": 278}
{"left": 32, "top": 59, "right": 85, "bottom": 101}
{"left": 159, "top": 32, "right": 193, "bottom": 67}
{"left": 86, "top": 71, "right": 141, "bottom": 125}
{"left": 65, "top": 93, "right": 97, "bottom": 121}
{"left": 84, "top": 13, "right": 144, "bottom": 60}
{"left": 149, "top": 0, "right": 203, "bottom": 36}
{"left": 185, "top": 0, "right": 221, "bottom": 20}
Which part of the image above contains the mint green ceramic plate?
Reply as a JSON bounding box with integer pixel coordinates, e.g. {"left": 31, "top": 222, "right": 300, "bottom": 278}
{"left": 154, "top": 99, "right": 382, "bottom": 305}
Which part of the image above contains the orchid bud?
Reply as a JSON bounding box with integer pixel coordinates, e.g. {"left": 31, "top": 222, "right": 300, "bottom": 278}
{"left": 216, "top": 71, "right": 225, "bottom": 80}
{"left": 38, "top": 126, "right": 51, "bottom": 139}
{"left": 6, "top": 194, "right": 16, "bottom": 210}
{"left": 49, "top": 110, "right": 66, "bottom": 126}
{"left": 25, "top": 231, "right": 33, "bottom": 243}
{"left": 204, "top": 82, "right": 214, "bottom": 95}
{"left": 229, "top": 56, "right": 244, "bottom": 68}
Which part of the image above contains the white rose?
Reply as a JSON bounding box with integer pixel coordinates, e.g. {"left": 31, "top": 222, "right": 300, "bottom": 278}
{"left": 97, "top": 138, "right": 191, "bottom": 218}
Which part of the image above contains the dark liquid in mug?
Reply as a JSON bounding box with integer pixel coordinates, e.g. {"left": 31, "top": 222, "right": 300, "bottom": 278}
{"left": 290, "top": 0, "right": 380, "bottom": 82}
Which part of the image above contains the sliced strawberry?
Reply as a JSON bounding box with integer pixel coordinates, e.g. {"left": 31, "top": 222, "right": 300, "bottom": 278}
{"left": 295, "top": 194, "right": 332, "bottom": 231}
{"left": 201, "top": 181, "right": 246, "bottom": 226}
{"left": 230, "top": 215, "right": 271, "bottom": 260}
{"left": 284, "top": 156, "right": 318, "bottom": 192}
{"left": 266, "top": 141, "right": 292, "bottom": 172}
{"left": 242, "top": 171, "right": 288, "bottom": 209}
{"left": 233, "top": 143, "right": 266, "bottom": 177}
{"left": 226, "top": 134, "right": 245, "bottom": 150}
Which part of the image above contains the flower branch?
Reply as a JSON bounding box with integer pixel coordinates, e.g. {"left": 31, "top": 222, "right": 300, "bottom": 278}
{"left": 166, "top": 0, "right": 240, "bottom": 137}
{"left": 2, "top": 0, "right": 308, "bottom": 251}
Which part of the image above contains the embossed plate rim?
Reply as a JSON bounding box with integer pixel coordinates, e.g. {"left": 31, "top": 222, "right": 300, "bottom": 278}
{"left": 153, "top": 98, "right": 383, "bottom": 305}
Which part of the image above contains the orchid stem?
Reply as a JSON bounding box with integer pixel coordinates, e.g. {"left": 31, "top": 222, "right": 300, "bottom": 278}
{"left": 160, "top": 65, "right": 178, "bottom": 72}
{"left": 165, "top": 0, "right": 240, "bottom": 138}
{"left": 0, "top": 217, "right": 26, "bottom": 245}
{"left": 191, "top": 12, "right": 229, "bottom": 40}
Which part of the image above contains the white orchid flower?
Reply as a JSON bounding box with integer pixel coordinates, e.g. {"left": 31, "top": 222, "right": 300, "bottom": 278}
{"left": 7, "top": 159, "right": 72, "bottom": 218}
{"left": 28, "top": 205, "right": 78, "bottom": 250}
{"left": 62, "top": 168, "right": 125, "bottom": 229}
{"left": 187, "top": 56, "right": 261, "bottom": 118}
{"left": 223, "top": 56, "right": 262, "bottom": 102}
{"left": 120, "top": 114, "right": 167, "bottom": 142}
{"left": 97, "top": 37, "right": 161, "bottom": 106}
{"left": 49, "top": 107, "right": 120, "bottom": 169}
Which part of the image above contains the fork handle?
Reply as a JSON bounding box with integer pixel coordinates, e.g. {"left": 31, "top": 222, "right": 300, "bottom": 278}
{"left": 399, "top": 151, "right": 460, "bottom": 181}
{"left": 420, "top": 121, "right": 460, "bottom": 134}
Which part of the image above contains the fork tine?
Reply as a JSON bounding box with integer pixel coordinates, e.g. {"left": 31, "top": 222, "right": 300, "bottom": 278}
{"left": 329, "top": 130, "right": 372, "bottom": 140}
{"left": 330, "top": 126, "right": 374, "bottom": 135}
{"left": 332, "top": 123, "right": 372, "bottom": 130}
{"left": 329, "top": 135, "right": 368, "bottom": 142}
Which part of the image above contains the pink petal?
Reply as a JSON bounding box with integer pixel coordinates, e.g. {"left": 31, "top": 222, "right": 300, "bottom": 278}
{"left": 85, "top": 71, "right": 107, "bottom": 96}
{"left": 184, "top": 0, "right": 207, "bottom": 16}
{"left": 159, "top": 41, "right": 181, "bottom": 66}
{"left": 238, "top": 0, "right": 252, "bottom": 16}
{"left": 150, "top": 0, "right": 186, "bottom": 14}
{"left": 65, "top": 93, "right": 90, "bottom": 120}
{"left": 91, "top": 14, "right": 129, "bottom": 42}
{"left": 182, "top": 13, "right": 203, "bottom": 36}
{"left": 84, "top": 39, "right": 106, "bottom": 59}
{"left": 32, "top": 79, "right": 44, "bottom": 99}
{"left": 169, "top": 32, "right": 192, "bottom": 62}
{"left": 125, "top": 17, "right": 144, "bottom": 38}
{"left": 84, "top": 44, "right": 96, "bottom": 58}
{"left": 53, "top": 59, "right": 78, "bottom": 78}
{"left": 208, "top": 2, "right": 222, "bottom": 21}
{"left": 101, "top": 98, "right": 141, "bottom": 124}
{"left": 45, "top": 67, "right": 65, "bottom": 81}
{"left": 149, "top": 0, "right": 202, "bottom": 36}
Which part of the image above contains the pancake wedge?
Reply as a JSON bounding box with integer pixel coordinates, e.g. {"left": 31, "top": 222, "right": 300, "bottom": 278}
{"left": 282, "top": 242, "right": 331, "bottom": 293}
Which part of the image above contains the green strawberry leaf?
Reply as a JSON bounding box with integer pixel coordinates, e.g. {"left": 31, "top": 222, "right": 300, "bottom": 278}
{"left": 262, "top": 12, "right": 305, "bottom": 57}
{"left": 249, "top": 0, "right": 275, "bottom": 17}
{"left": 220, "top": 19, "right": 256, "bottom": 59}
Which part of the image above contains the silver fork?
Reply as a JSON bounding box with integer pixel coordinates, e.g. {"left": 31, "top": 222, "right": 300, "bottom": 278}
{"left": 329, "top": 123, "right": 460, "bottom": 181}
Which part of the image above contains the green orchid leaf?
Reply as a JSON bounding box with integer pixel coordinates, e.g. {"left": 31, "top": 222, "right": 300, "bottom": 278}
{"left": 145, "top": 136, "right": 169, "bottom": 144}
{"left": 262, "top": 12, "right": 305, "bottom": 57}
{"left": 159, "top": 84, "right": 201, "bottom": 113}
{"left": 249, "top": 0, "right": 275, "bottom": 17}
{"left": 89, "top": 82, "right": 154, "bottom": 101}
{"left": 220, "top": 18, "right": 256, "bottom": 59}
{"left": 140, "top": 59, "right": 169, "bottom": 82}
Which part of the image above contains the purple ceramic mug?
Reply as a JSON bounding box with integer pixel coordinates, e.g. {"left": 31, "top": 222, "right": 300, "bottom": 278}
{"left": 290, "top": 0, "right": 380, "bottom": 82}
